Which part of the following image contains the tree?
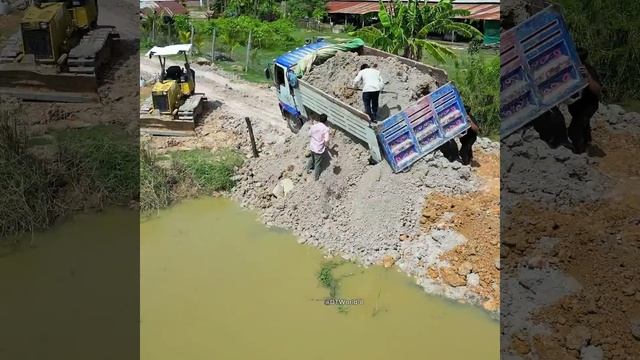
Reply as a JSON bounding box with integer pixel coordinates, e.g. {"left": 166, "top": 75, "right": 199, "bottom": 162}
{"left": 285, "top": 0, "right": 326, "bottom": 20}
{"left": 358, "top": 0, "right": 482, "bottom": 62}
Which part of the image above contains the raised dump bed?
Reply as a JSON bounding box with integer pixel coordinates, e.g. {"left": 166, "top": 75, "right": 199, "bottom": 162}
{"left": 268, "top": 39, "right": 469, "bottom": 172}
{"left": 500, "top": 6, "right": 587, "bottom": 137}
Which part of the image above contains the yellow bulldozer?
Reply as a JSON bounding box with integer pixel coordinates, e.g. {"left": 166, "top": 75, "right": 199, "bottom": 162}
{"left": 0, "top": 0, "right": 119, "bottom": 102}
{"left": 140, "top": 44, "right": 207, "bottom": 136}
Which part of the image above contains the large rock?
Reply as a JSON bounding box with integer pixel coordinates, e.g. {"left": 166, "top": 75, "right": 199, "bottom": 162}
{"left": 441, "top": 267, "right": 466, "bottom": 287}
{"left": 566, "top": 325, "right": 591, "bottom": 350}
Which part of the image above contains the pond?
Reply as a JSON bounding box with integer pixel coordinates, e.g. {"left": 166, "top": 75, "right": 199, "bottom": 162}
{"left": 141, "top": 198, "right": 498, "bottom": 359}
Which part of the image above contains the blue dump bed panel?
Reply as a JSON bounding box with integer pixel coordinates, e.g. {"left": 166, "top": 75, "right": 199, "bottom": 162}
{"left": 500, "top": 7, "right": 587, "bottom": 137}
{"left": 377, "top": 83, "right": 470, "bottom": 173}
{"left": 275, "top": 40, "right": 332, "bottom": 69}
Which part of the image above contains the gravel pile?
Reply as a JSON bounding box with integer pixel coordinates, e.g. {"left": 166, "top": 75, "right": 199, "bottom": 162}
{"left": 303, "top": 51, "right": 437, "bottom": 119}
{"left": 232, "top": 121, "right": 499, "bottom": 305}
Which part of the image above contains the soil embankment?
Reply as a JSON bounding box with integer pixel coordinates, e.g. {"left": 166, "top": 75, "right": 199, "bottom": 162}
{"left": 141, "top": 52, "right": 502, "bottom": 312}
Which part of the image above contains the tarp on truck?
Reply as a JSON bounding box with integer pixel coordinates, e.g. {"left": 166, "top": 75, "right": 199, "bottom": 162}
{"left": 292, "top": 38, "right": 365, "bottom": 77}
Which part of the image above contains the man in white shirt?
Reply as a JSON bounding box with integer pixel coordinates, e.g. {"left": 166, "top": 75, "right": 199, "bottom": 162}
{"left": 353, "top": 63, "right": 384, "bottom": 122}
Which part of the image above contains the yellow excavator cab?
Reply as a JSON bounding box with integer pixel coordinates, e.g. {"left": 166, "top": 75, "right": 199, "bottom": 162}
{"left": 141, "top": 44, "right": 206, "bottom": 136}
{"left": 20, "top": 3, "right": 70, "bottom": 63}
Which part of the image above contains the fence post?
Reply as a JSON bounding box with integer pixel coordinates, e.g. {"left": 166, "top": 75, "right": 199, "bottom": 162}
{"left": 245, "top": 117, "right": 259, "bottom": 158}
{"left": 211, "top": 28, "right": 216, "bottom": 62}
{"left": 190, "top": 23, "right": 194, "bottom": 55}
{"left": 245, "top": 29, "right": 252, "bottom": 72}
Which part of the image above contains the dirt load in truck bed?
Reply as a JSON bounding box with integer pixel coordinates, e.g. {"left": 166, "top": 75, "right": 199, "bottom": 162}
{"left": 303, "top": 51, "right": 438, "bottom": 120}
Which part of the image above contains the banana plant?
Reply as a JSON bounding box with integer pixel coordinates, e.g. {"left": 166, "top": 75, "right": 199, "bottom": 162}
{"left": 358, "top": 0, "right": 482, "bottom": 62}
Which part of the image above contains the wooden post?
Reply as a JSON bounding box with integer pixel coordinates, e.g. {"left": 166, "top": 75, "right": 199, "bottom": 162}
{"left": 245, "top": 117, "right": 259, "bottom": 158}
{"left": 190, "top": 23, "right": 194, "bottom": 55}
{"left": 211, "top": 28, "right": 216, "bottom": 62}
{"left": 245, "top": 29, "right": 252, "bottom": 72}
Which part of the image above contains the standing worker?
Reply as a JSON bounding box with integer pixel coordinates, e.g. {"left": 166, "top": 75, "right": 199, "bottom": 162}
{"left": 459, "top": 106, "right": 480, "bottom": 165}
{"left": 567, "top": 47, "right": 602, "bottom": 154}
{"left": 353, "top": 63, "right": 384, "bottom": 122}
{"left": 306, "top": 114, "right": 330, "bottom": 181}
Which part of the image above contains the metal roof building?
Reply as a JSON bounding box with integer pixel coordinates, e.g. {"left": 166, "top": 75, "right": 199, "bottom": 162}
{"left": 327, "top": 0, "right": 500, "bottom": 21}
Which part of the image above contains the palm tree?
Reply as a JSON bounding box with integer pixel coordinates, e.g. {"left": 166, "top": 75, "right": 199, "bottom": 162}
{"left": 358, "top": 0, "right": 482, "bottom": 62}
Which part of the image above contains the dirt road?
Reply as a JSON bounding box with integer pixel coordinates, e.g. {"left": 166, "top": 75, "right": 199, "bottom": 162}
{"left": 140, "top": 56, "right": 286, "bottom": 141}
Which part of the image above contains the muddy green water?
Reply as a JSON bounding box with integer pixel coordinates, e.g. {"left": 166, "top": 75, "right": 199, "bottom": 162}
{"left": 141, "top": 198, "right": 498, "bottom": 360}
{"left": 0, "top": 210, "right": 138, "bottom": 360}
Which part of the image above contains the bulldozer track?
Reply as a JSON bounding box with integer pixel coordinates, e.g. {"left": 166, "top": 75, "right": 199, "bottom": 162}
{"left": 140, "top": 94, "right": 206, "bottom": 136}
{"left": 0, "top": 33, "right": 22, "bottom": 63}
{"left": 177, "top": 94, "right": 206, "bottom": 121}
{"left": 67, "top": 26, "right": 119, "bottom": 76}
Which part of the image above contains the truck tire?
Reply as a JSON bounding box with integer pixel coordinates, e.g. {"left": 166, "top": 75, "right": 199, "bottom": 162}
{"left": 284, "top": 112, "right": 303, "bottom": 134}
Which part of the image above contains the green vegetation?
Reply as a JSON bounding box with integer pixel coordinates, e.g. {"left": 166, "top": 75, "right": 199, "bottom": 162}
{"left": 451, "top": 47, "right": 500, "bottom": 139}
{"left": 140, "top": 146, "right": 245, "bottom": 216}
{"left": 57, "top": 126, "right": 138, "bottom": 204}
{"left": 555, "top": 0, "right": 640, "bottom": 103}
{"left": 317, "top": 260, "right": 343, "bottom": 298}
{"left": 172, "top": 149, "right": 244, "bottom": 193}
{"left": 356, "top": 0, "right": 481, "bottom": 62}
{"left": 0, "top": 99, "right": 138, "bottom": 240}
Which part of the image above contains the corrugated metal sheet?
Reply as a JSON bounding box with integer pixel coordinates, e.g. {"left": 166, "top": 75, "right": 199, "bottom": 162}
{"left": 140, "top": 1, "right": 188, "bottom": 16}
{"left": 327, "top": 2, "right": 380, "bottom": 15}
{"left": 327, "top": 1, "right": 500, "bottom": 20}
{"left": 275, "top": 40, "right": 333, "bottom": 68}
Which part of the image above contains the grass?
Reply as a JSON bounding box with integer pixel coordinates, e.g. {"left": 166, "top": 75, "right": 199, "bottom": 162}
{"left": 317, "top": 260, "right": 343, "bottom": 298}
{"left": 0, "top": 99, "right": 138, "bottom": 240}
{"left": 140, "top": 146, "right": 245, "bottom": 216}
{"left": 56, "top": 126, "right": 139, "bottom": 204}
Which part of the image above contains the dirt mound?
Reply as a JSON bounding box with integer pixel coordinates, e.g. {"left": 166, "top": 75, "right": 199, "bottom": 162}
{"left": 304, "top": 51, "right": 437, "bottom": 118}
{"left": 501, "top": 103, "right": 640, "bottom": 358}
{"left": 232, "top": 119, "right": 500, "bottom": 307}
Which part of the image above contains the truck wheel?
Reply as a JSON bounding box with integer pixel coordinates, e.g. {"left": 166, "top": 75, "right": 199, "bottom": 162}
{"left": 284, "top": 112, "right": 303, "bottom": 134}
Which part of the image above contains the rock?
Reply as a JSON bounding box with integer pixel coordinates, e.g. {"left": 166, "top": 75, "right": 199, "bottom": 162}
{"left": 482, "top": 298, "right": 498, "bottom": 312}
{"left": 281, "top": 178, "right": 294, "bottom": 197}
{"left": 566, "top": 325, "right": 591, "bottom": 350}
{"left": 457, "top": 262, "right": 473, "bottom": 276}
{"left": 495, "top": 258, "right": 501, "bottom": 270}
{"left": 399, "top": 234, "right": 409, "bottom": 241}
{"left": 512, "top": 334, "right": 530, "bottom": 355}
{"left": 631, "top": 319, "right": 640, "bottom": 340}
{"left": 272, "top": 183, "right": 284, "bottom": 198}
{"left": 580, "top": 345, "right": 603, "bottom": 360}
{"left": 466, "top": 272, "right": 480, "bottom": 287}
{"left": 382, "top": 256, "right": 395, "bottom": 268}
{"left": 195, "top": 57, "right": 212, "bottom": 66}
{"left": 441, "top": 267, "right": 466, "bottom": 287}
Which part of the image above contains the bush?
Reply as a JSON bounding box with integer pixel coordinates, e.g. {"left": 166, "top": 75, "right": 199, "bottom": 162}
{"left": 140, "top": 145, "right": 172, "bottom": 215}
{"left": 140, "top": 147, "right": 244, "bottom": 216}
{"left": 452, "top": 54, "right": 500, "bottom": 138}
{"left": 57, "top": 126, "right": 139, "bottom": 204}
{"left": 172, "top": 149, "right": 244, "bottom": 193}
{"left": 557, "top": 0, "right": 640, "bottom": 102}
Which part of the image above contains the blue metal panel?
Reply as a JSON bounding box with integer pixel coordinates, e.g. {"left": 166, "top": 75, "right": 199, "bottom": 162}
{"left": 280, "top": 102, "right": 301, "bottom": 117}
{"left": 377, "top": 82, "right": 470, "bottom": 173}
{"left": 275, "top": 40, "right": 332, "bottom": 69}
{"left": 500, "top": 6, "right": 587, "bottom": 137}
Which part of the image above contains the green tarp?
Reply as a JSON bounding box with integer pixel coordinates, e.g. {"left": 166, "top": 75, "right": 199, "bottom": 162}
{"left": 483, "top": 20, "right": 500, "bottom": 45}
{"left": 293, "top": 38, "right": 365, "bottom": 77}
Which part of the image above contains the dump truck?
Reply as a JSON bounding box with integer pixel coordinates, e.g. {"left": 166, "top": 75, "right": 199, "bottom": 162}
{"left": 267, "top": 39, "right": 471, "bottom": 172}
{"left": 140, "top": 44, "right": 207, "bottom": 136}
{"left": 500, "top": 6, "right": 587, "bottom": 137}
{"left": 0, "top": 0, "right": 119, "bottom": 102}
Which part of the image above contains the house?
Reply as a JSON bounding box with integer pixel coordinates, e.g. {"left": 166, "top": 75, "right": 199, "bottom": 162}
{"left": 140, "top": 0, "right": 189, "bottom": 17}
{"left": 326, "top": 0, "right": 500, "bottom": 44}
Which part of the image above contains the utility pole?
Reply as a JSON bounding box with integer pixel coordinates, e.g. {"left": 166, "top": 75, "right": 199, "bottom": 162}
{"left": 245, "top": 29, "right": 252, "bottom": 72}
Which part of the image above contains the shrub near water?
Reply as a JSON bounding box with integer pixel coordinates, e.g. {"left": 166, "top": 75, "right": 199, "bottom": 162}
{"left": 140, "top": 147, "right": 245, "bottom": 216}
{"left": 172, "top": 149, "right": 244, "bottom": 193}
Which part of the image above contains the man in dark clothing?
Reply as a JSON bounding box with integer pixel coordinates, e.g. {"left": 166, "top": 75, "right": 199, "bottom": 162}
{"left": 438, "top": 106, "right": 479, "bottom": 165}
{"left": 567, "top": 47, "right": 603, "bottom": 154}
{"left": 459, "top": 106, "right": 480, "bottom": 165}
{"left": 532, "top": 106, "right": 569, "bottom": 148}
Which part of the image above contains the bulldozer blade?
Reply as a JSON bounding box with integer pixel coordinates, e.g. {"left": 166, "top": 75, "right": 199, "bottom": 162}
{"left": 140, "top": 115, "right": 196, "bottom": 137}
{"left": 0, "top": 68, "right": 98, "bottom": 102}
